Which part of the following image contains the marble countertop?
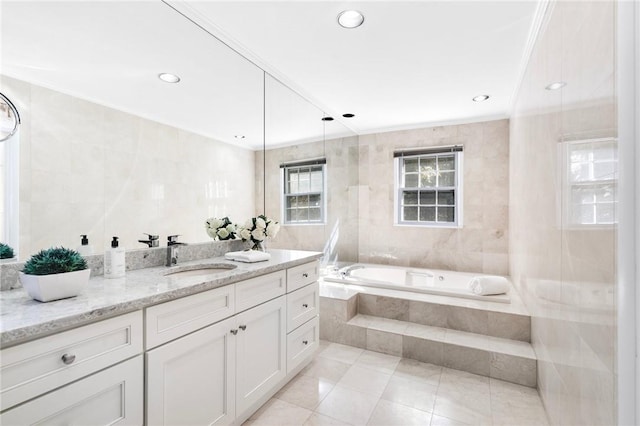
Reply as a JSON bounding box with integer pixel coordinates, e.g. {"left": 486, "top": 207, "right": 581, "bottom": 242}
{"left": 0, "top": 249, "right": 322, "bottom": 347}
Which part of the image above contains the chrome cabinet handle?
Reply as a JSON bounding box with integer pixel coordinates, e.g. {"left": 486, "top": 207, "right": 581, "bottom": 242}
{"left": 239, "top": 325, "right": 247, "bottom": 331}
{"left": 61, "top": 354, "right": 76, "bottom": 365}
{"left": 302, "top": 273, "right": 308, "bottom": 278}
{"left": 302, "top": 340, "right": 309, "bottom": 345}
{"left": 302, "top": 303, "right": 308, "bottom": 308}
{"left": 230, "top": 329, "right": 238, "bottom": 335}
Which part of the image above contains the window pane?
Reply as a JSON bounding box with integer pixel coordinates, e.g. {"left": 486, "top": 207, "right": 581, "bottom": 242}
{"left": 594, "top": 142, "right": 616, "bottom": 161}
{"left": 287, "top": 170, "right": 299, "bottom": 193}
{"left": 438, "top": 190, "right": 455, "bottom": 205}
{"left": 596, "top": 203, "right": 615, "bottom": 223}
{"left": 309, "top": 194, "right": 321, "bottom": 207}
{"left": 286, "top": 196, "right": 296, "bottom": 208}
{"left": 404, "top": 158, "right": 418, "bottom": 173}
{"left": 286, "top": 209, "right": 293, "bottom": 222}
{"left": 438, "top": 171, "right": 455, "bottom": 187}
{"left": 310, "top": 168, "right": 323, "bottom": 192}
{"left": 297, "top": 194, "right": 309, "bottom": 207}
{"left": 595, "top": 185, "right": 615, "bottom": 202}
{"left": 419, "top": 191, "right": 436, "bottom": 205}
{"left": 419, "top": 158, "right": 437, "bottom": 187}
{"left": 403, "top": 191, "right": 418, "bottom": 205}
{"left": 437, "top": 207, "right": 455, "bottom": 222}
{"left": 438, "top": 155, "right": 454, "bottom": 171}
{"left": 570, "top": 146, "right": 591, "bottom": 163}
{"left": 404, "top": 206, "right": 418, "bottom": 221}
{"left": 594, "top": 161, "right": 615, "bottom": 180}
{"left": 571, "top": 187, "right": 595, "bottom": 204}
{"left": 309, "top": 208, "right": 321, "bottom": 221}
{"left": 419, "top": 206, "right": 435, "bottom": 221}
{"left": 298, "top": 169, "right": 310, "bottom": 192}
{"left": 570, "top": 163, "right": 590, "bottom": 182}
{"left": 294, "top": 209, "right": 308, "bottom": 221}
{"left": 571, "top": 204, "right": 594, "bottom": 224}
{"left": 405, "top": 173, "right": 418, "bottom": 187}
{"left": 420, "top": 170, "right": 437, "bottom": 187}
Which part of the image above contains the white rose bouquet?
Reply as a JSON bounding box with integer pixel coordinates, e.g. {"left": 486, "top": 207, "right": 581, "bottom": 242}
{"left": 205, "top": 217, "right": 238, "bottom": 241}
{"left": 239, "top": 215, "right": 280, "bottom": 250}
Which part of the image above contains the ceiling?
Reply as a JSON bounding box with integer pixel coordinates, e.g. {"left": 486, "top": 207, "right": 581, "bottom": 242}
{"left": 176, "top": 1, "right": 542, "bottom": 135}
{"left": 1, "top": 1, "right": 541, "bottom": 148}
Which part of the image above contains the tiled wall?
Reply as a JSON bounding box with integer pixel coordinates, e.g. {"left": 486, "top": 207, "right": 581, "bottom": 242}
{"left": 509, "top": 2, "right": 617, "bottom": 425}
{"left": 1, "top": 76, "right": 256, "bottom": 259}
{"left": 256, "top": 135, "right": 360, "bottom": 264}
{"left": 358, "top": 120, "right": 510, "bottom": 275}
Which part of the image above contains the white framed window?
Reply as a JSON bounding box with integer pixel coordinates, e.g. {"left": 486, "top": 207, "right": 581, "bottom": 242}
{"left": 394, "top": 146, "right": 463, "bottom": 227}
{"left": 562, "top": 138, "right": 617, "bottom": 227}
{"left": 281, "top": 159, "right": 326, "bottom": 225}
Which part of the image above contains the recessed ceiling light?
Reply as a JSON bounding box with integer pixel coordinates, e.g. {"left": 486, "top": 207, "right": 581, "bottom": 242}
{"left": 342, "top": 113, "right": 355, "bottom": 118}
{"left": 158, "top": 73, "right": 180, "bottom": 83}
{"left": 337, "top": 10, "right": 364, "bottom": 29}
{"left": 234, "top": 135, "right": 245, "bottom": 140}
{"left": 321, "top": 116, "right": 334, "bottom": 121}
{"left": 545, "top": 81, "right": 567, "bottom": 91}
{"left": 472, "top": 95, "right": 490, "bottom": 102}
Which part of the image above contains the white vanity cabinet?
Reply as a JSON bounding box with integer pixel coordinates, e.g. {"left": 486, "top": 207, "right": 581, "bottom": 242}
{"left": 0, "top": 311, "right": 144, "bottom": 425}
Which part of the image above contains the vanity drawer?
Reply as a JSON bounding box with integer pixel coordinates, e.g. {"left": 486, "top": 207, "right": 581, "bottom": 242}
{"left": 286, "top": 316, "right": 319, "bottom": 374}
{"left": 0, "top": 355, "right": 143, "bottom": 426}
{"left": 236, "top": 270, "right": 286, "bottom": 312}
{"left": 286, "top": 282, "right": 319, "bottom": 332}
{"left": 0, "top": 311, "right": 143, "bottom": 411}
{"left": 146, "top": 285, "right": 235, "bottom": 350}
{"left": 287, "top": 261, "right": 319, "bottom": 292}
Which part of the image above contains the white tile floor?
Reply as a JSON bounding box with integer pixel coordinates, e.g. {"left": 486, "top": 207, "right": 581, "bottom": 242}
{"left": 243, "top": 341, "right": 549, "bottom": 426}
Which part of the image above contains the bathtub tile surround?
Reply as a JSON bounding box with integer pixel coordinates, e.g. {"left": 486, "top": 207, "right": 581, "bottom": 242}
{"left": 243, "top": 342, "right": 548, "bottom": 426}
{"left": 509, "top": 1, "right": 617, "bottom": 425}
{"left": 320, "top": 283, "right": 536, "bottom": 387}
{"left": 1, "top": 75, "right": 255, "bottom": 260}
{"left": 358, "top": 119, "right": 509, "bottom": 275}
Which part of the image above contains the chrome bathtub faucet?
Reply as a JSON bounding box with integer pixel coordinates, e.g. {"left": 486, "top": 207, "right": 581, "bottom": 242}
{"left": 166, "top": 235, "right": 187, "bottom": 266}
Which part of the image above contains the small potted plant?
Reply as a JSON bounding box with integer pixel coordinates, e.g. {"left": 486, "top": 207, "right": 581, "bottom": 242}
{"left": 19, "top": 247, "right": 90, "bottom": 302}
{"left": 0, "top": 243, "right": 16, "bottom": 263}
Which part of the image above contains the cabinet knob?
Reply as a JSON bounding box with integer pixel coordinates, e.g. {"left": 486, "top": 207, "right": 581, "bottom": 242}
{"left": 302, "top": 340, "right": 309, "bottom": 345}
{"left": 302, "top": 273, "right": 308, "bottom": 278}
{"left": 239, "top": 325, "right": 247, "bottom": 331}
{"left": 230, "top": 329, "right": 238, "bottom": 335}
{"left": 302, "top": 303, "right": 309, "bottom": 308}
{"left": 61, "top": 353, "right": 76, "bottom": 365}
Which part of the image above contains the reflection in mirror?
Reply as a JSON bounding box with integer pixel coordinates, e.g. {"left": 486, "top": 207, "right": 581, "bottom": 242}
{"left": 0, "top": 93, "right": 21, "bottom": 255}
{"left": 1, "top": 1, "right": 263, "bottom": 259}
{"left": 259, "top": 75, "right": 358, "bottom": 268}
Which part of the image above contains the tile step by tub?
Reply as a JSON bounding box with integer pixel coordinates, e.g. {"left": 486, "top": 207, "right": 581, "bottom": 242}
{"left": 346, "top": 314, "right": 537, "bottom": 388}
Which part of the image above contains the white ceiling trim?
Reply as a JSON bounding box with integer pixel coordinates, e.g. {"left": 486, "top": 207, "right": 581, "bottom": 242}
{"left": 508, "top": 0, "right": 553, "bottom": 114}
{"left": 357, "top": 113, "right": 509, "bottom": 137}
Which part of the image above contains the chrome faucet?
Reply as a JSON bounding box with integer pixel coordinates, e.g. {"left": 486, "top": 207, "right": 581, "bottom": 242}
{"left": 166, "top": 235, "right": 186, "bottom": 266}
{"left": 138, "top": 233, "right": 159, "bottom": 248}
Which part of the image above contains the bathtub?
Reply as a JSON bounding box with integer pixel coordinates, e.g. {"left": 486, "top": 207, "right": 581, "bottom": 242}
{"left": 323, "top": 264, "right": 511, "bottom": 303}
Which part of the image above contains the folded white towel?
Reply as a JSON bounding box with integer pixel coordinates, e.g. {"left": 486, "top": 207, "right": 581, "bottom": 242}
{"left": 224, "top": 250, "right": 271, "bottom": 263}
{"left": 468, "top": 275, "right": 509, "bottom": 296}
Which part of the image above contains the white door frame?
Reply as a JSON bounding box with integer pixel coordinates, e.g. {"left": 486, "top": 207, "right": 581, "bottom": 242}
{"left": 617, "top": 1, "right": 639, "bottom": 425}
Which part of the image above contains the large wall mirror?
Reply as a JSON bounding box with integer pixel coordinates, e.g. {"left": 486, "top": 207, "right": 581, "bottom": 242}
{"left": 0, "top": 1, "right": 358, "bottom": 263}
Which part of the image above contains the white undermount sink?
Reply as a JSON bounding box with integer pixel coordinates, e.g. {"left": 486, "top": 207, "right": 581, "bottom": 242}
{"left": 164, "top": 263, "right": 237, "bottom": 278}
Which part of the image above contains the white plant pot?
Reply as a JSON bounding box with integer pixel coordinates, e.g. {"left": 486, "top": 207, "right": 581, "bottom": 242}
{"left": 0, "top": 257, "right": 17, "bottom": 264}
{"left": 19, "top": 269, "right": 91, "bottom": 302}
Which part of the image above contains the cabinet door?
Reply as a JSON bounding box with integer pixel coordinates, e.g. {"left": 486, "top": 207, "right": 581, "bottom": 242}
{"left": 0, "top": 355, "right": 143, "bottom": 426}
{"left": 235, "top": 296, "right": 286, "bottom": 415}
{"left": 146, "top": 318, "right": 235, "bottom": 426}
